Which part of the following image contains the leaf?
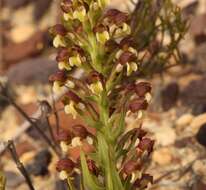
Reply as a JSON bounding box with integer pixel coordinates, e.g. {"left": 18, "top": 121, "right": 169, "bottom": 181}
{"left": 99, "top": 91, "right": 109, "bottom": 126}
{"left": 113, "top": 110, "right": 126, "bottom": 141}
{"left": 78, "top": 110, "right": 103, "bottom": 129}
{"left": 97, "top": 133, "right": 124, "bottom": 190}
{"left": 80, "top": 151, "right": 104, "bottom": 190}
{"left": 123, "top": 176, "right": 133, "bottom": 190}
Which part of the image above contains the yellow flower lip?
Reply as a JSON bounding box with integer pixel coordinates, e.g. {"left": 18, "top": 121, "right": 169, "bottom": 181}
{"left": 73, "top": 6, "right": 86, "bottom": 22}
{"left": 53, "top": 35, "right": 66, "bottom": 48}
{"left": 89, "top": 81, "right": 103, "bottom": 95}
{"left": 60, "top": 141, "right": 70, "bottom": 153}
{"left": 59, "top": 170, "right": 68, "bottom": 180}
{"left": 58, "top": 61, "right": 71, "bottom": 70}
{"left": 126, "top": 62, "right": 138, "bottom": 76}
{"left": 96, "top": 31, "right": 110, "bottom": 44}
{"left": 71, "top": 137, "right": 82, "bottom": 147}
{"left": 113, "top": 23, "right": 131, "bottom": 38}
{"left": 53, "top": 81, "right": 62, "bottom": 93}
{"left": 116, "top": 64, "right": 123, "bottom": 73}
{"left": 63, "top": 12, "right": 73, "bottom": 21}
{"left": 64, "top": 102, "right": 78, "bottom": 119}
{"left": 69, "top": 55, "right": 82, "bottom": 67}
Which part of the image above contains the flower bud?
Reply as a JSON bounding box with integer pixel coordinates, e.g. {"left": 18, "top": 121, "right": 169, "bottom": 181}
{"left": 56, "top": 130, "right": 72, "bottom": 153}
{"left": 133, "top": 174, "right": 153, "bottom": 188}
{"left": 105, "top": 39, "right": 119, "bottom": 52}
{"left": 86, "top": 71, "right": 103, "bottom": 84}
{"left": 120, "top": 36, "right": 135, "bottom": 50}
{"left": 49, "top": 71, "right": 67, "bottom": 82}
{"left": 131, "top": 128, "right": 147, "bottom": 140}
{"left": 122, "top": 160, "right": 140, "bottom": 175}
{"left": 71, "top": 45, "right": 85, "bottom": 55}
{"left": 104, "top": 9, "right": 128, "bottom": 25}
{"left": 87, "top": 159, "right": 99, "bottom": 176}
{"left": 118, "top": 51, "right": 137, "bottom": 65}
{"left": 51, "top": 24, "right": 67, "bottom": 36}
{"left": 65, "top": 91, "right": 82, "bottom": 104}
{"left": 61, "top": 0, "right": 72, "bottom": 13}
{"left": 72, "top": 125, "right": 89, "bottom": 139}
{"left": 124, "top": 83, "right": 136, "bottom": 91}
{"left": 56, "top": 130, "right": 72, "bottom": 142}
{"left": 129, "top": 98, "right": 148, "bottom": 113}
{"left": 56, "top": 158, "right": 75, "bottom": 173}
{"left": 137, "top": 138, "right": 154, "bottom": 155}
{"left": 135, "top": 82, "right": 151, "bottom": 97}
{"left": 56, "top": 48, "right": 70, "bottom": 62}
{"left": 113, "top": 12, "right": 128, "bottom": 26}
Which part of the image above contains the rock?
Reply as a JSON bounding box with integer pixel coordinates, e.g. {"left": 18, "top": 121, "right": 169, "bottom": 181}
{"left": 192, "top": 159, "right": 206, "bottom": 176}
{"left": 20, "top": 151, "right": 36, "bottom": 164}
{"left": 190, "top": 13, "right": 206, "bottom": 44}
{"left": 10, "top": 24, "right": 35, "bottom": 43}
{"left": 161, "top": 82, "right": 179, "bottom": 111}
{"left": 190, "top": 113, "right": 206, "bottom": 133}
{"left": 3, "top": 0, "right": 33, "bottom": 9}
{"left": 16, "top": 141, "right": 36, "bottom": 157}
{"left": 191, "top": 180, "right": 206, "bottom": 190}
{"left": 181, "top": 0, "right": 198, "bottom": 17}
{"left": 180, "top": 77, "right": 206, "bottom": 114}
{"left": 26, "top": 149, "right": 52, "bottom": 176}
{"left": 0, "top": 20, "right": 12, "bottom": 47}
{"left": 154, "top": 126, "right": 176, "bottom": 146}
{"left": 15, "top": 86, "right": 37, "bottom": 104}
{"left": 33, "top": 0, "right": 53, "bottom": 21}
{"left": 176, "top": 113, "right": 194, "bottom": 129}
{"left": 0, "top": 107, "right": 19, "bottom": 141}
{"left": 15, "top": 183, "right": 30, "bottom": 190}
{"left": 196, "top": 123, "right": 206, "bottom": 147}
{"left": 5, "top": 171, "right": 25, "bottom": 188}
{"left": 34, "top": 149, "right": 52, "bottom": 166}
{"left": 11, "top": 4, "right": 33, "bottom": 26}
{"left": 27, "top": 163, "right": 49, "bottom": 176}
{"left": 191, "top": 45, "right": 206, "bottom": 74}
{"left": 7, "top": 57, "right": 58, "bottom": 85}
{"left": 152, "top": 148, "right": 173, "bottom": 165}
{"left": 174, "top": 137, "right": 192, "bottom": 148}
{"left": 2, "top": 31, "right": 47, "bottom": 66}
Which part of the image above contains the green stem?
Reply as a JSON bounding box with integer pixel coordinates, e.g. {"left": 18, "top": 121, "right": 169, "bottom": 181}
{"left": 67, "top": 177, "right": 75, "bottom": 190}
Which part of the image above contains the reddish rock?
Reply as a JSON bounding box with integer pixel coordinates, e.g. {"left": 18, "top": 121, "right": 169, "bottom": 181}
{"left": 2, "top": 31, "right": 48, "bottom": 68}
